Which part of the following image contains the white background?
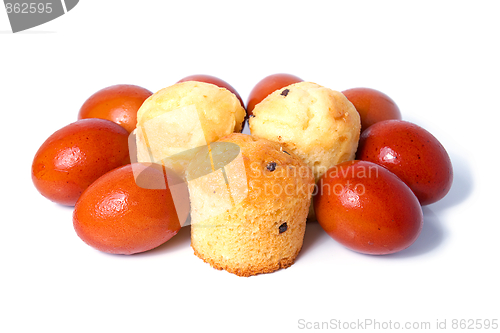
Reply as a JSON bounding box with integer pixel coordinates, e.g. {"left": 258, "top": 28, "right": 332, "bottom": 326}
{"left": 1, "top": 1, "right": 499, "bottom": 332}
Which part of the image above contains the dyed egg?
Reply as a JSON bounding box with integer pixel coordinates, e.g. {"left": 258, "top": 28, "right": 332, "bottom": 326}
{"left": 342, "top": 87, "right": 401, "bottom": 132}
{"left": 32, "top": 119, "right": 130, "bottom": 206}
{"left": 357, "top": 120, "right": 453, "bottom": 205}
{"left": 73, "top": 163, "right": 182, "bottom": 254}
{"left": 247, "top": 73, "right": 302, "bottom": 116}
{"left": 314, "top": 160, "right": 423, "bottom": 255}
{"left": 78, "top": 84, "right": 152, "bottom": 133}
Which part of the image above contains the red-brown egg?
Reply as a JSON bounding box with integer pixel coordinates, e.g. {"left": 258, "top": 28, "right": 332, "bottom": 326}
{"left": 247, "top": 73, "right": 303, "bottom": 116}
{"left": 314, "top": 160, "right": 423, "bottom": 255}
{"left": 32, "top": 119, "right": 130, "bottom": 206}
{"left": 78, "top": 84, "right": 152, "bottom": 133}
{"left": 73, "top": 163, "right": 182, "bottom": 255}
{"left": 357, "top": 120, "right": 453, "bottom": 205}
{"left": 342, "top": 87, "right": 401, "bottom": 132}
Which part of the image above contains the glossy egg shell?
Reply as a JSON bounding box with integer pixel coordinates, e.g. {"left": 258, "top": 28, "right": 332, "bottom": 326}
{"left": 357, "top": 120, "right": 453, "bottom": 205}
{"left": 246, "top": 73, "right": 302, "bottom": 116}
{"left": 78, "top": 84, "right": 152, "bottom": 133}
{"left": 32, "top": 119, "right": 131, "bottom": 206}
{"left": 314, "top": 160, "right": 423, "bottom": 255}
{"left": 73, "top": 163, "right": 182, "bottom": 255}
{"left": 342, "top": 87, "right": 401, "bottom": 132}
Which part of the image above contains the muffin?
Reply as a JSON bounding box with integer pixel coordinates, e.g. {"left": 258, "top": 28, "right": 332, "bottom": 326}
{"left": 188, "top": 133, "right": 314, "bottom": 277}
{"left": 249, "top": 81, "right": 361, "bottom": 182}
{"left": 135, "top": 81, "right": 246, "bottom": 174}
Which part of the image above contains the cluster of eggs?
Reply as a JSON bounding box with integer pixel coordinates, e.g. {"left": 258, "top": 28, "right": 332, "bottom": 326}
{"left": 31, "top": 74, "right": 452, "bottom": 257}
